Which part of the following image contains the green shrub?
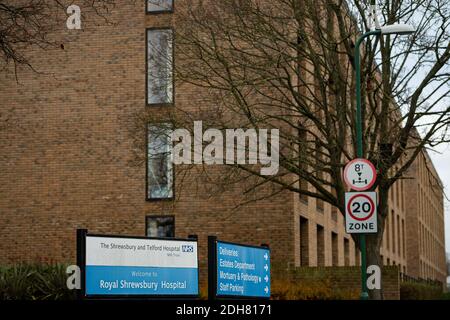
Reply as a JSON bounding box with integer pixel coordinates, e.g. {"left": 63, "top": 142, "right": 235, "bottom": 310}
{"left": 440, "top": 291, "right": 450, "bottom": 300}
{"left": 271, "top": 278, "right": 360, "bottom": 300}
{"left": 0, "top": 263, "right": 76, "bottom": 300}
{"left": 400, "top": 282, "right": 443, "bottom": 300}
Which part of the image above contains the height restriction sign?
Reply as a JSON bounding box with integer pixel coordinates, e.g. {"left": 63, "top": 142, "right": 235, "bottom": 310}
{"left": 345, "top": 192, "right": 378, "bottom": 234}
{"left": 343, "top": 158, "right": 377, "bottom": 191}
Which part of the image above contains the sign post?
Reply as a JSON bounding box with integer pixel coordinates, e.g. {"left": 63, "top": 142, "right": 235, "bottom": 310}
{"left": 77, "top": 230, "right": 199, "bottom": 299}
{"left": 343, "top": 158, "right": 378, "bottom": 300}
{"left": 345, "top": 192, "right": 378, "bottom": 233}
{"left": 76, "top": 229, "right": 87, "bottom": 300}
{"left": 208, "top": 236, "right": 218, "bottom": 301}
{"left": 343, "top": 158, "right": 377, "bottom": 191}
{"left": 208, "top": 236, "right": 271, "bottom": 300}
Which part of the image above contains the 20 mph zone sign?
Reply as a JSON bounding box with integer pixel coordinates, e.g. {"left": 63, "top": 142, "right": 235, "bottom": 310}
{"left": 345, "top": 192, "right": 378, "bottom": 234}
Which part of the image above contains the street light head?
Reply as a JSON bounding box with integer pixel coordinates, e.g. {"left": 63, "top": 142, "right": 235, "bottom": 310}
{"left": 380, "top": 24, "right": 416, "bottom": 35}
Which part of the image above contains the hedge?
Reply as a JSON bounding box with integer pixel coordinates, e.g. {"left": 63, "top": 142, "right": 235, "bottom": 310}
{"left": 0, "top": 263, "right": 76, "bottom": 300}
{"left": 400, "top": 282, "right": 446, "bottom": 300}
{"left": 271, "top": 278, "right": 360, "bottom": 300}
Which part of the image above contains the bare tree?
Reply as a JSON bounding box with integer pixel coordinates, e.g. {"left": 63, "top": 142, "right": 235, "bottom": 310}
{"left": 0, "top": 0, "right": 132, "bottom": 77}
{"left": 137, "top": 0, "right": 450, "bottom": 299}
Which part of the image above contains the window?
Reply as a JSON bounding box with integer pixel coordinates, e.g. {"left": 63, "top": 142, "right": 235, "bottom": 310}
{"left": 332, "top": 232, "right": 338, "bottom": 266}
{"left": 146, "top": 216, "right": 175, "bottom": 237}
{"left": 300, "top": 217, "right": 309, "bottom": 266}
{"left": 400, "top": 180, "right": 404, "bottom": 211}
{"left": 344, "top": 238, "right": 350, "bottom": 266}
{"left": 315, "top": 139, "right": 324, "bottom": 212}
{"left": 397, "top": 215, "right": 401, "bottom": 258}
{"left": 147, "top": 124, "right": 173, "bottom": 200}
{"left": 402, "top": 219, "right": 406, "bottom": 259}
{"left": 298, "top": 127, "right": 308, "bottom": 203}
{"left": 147, "top": 0, "right": 173, "bottom": 13}
{"left": 392, "top": 210, "right": 396, "bottom": 254}
{"left": 396, "top": 178, "right": 399, "bottom": 205}
{"left": 420, "top": 261, "right": 423, "bottom": 277}
{"left": 316, "top": 225, "right": 325, "bottom": 266}
{"left": 331, "top": 207, "right": 338, "bottom": 221}
{"left": 316, "top": 198, "right": 324, "bottom": 212}
{"left": 147, "top": 28, "right": 173, "bottom": 105}
{"left": 387, "top": 210, "right": 391, "bottom": 250}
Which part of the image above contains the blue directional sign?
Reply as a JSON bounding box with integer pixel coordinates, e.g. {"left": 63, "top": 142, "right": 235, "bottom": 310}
{"left": 216, "top": 241, "right": 270, "bottom": 298}
{"left": 84, "top": 236, "right": 199, "bottom": 296}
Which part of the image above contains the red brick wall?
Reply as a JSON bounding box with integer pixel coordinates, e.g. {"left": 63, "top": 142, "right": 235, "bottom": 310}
{"left": 0, "top": 2, "right": 295, "bottom": 285}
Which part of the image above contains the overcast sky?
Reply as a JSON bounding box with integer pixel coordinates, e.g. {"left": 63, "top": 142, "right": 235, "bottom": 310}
{"left": 427, "top": 145, "right": 450, "bottom": 254}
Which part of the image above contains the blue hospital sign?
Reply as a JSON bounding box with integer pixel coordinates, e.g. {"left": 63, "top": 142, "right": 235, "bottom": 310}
{"left": 216, "top": 242, "right": 270, "bottom": 298}
{"left": 84, "top": 236, "right": 198, "bottom": 296}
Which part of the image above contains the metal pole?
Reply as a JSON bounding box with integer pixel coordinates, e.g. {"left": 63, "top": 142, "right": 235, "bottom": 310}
{"left": 208, "top": 236, "right": 218, "bottom": 300}
{"left": 354, "top": 30, "right": 380, "bottom": 300}
{"left": 76, "top": 228, "right": 87, "bottom": 300}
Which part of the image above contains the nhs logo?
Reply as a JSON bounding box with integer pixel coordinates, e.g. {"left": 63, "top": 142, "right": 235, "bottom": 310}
{"left": 182, "top": 245, "right": 194, "bottom": 253}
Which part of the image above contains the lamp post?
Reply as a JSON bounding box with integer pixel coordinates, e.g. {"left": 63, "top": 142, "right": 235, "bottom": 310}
{"left": 354, "top": 23, "right": 415, "bottom": 300}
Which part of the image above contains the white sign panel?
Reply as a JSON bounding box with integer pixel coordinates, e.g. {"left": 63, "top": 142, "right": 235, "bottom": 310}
{"left": 343, "top": 158, "right": 377, "bottom": 191}
{"left": 345, "top": 192, "right": 378, "bottom": 234}
{"left": 85, "top": 236, "right": 198, "bottom": 296}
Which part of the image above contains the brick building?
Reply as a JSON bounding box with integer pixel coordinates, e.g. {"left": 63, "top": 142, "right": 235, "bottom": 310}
{"left": 379, "top": 157, "right": 408, "bottom": 273}
{"left": 404, "top": 148, "right": 447, "bottom": 284}
{"left": 447, "top": 253, "right": 450, "bottom": 288}
{"left": 0, "top": 0, "right": 446, "bottom": 287}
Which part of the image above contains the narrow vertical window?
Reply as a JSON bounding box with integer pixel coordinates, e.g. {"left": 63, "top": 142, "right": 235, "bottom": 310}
{"left": 344, "top": 238, "right": 350, "bottom": 266}
{"left": 147, "top": 0, "right": 173, "bottom": 13}
{"left": 316, "top": 224, "right": 325, "bottom": 266}
{"left": 387, "top": 210, "right": 391, "bottom": 250}
{"left": 397, "top": 215, "right": 401, "bottom": 258}
{"left": 298, "top": 127, "right": 308, "bottom": 203}
{"left": 392, "top": 210, "right": 396, "bottom": 254}
{"left": 147, "top": 28, "right": 173, "bottom": 105}
{"left": 300, "top": 217, "right": 309, "bottom": 266}
{"left": 146, "top": 216, "right": 175, "bottom": 237}
{"left": 147, "top": 124, "right": 173, "bottom": 200}
{"left": 331, "top": 232, "right": 338, "bottom": 266}
{"left": 315, "top": 138, "right": 324, "bottom": 212}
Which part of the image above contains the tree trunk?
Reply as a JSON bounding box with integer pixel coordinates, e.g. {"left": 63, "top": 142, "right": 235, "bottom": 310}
{"left": 364, "top": 186, "right": 388, "bottom": 300}
{"left": 366, "top": 233, "right": 383, "bottom": 300}
{"left": 353, "top": 186, "right": 388, "bottom": 300}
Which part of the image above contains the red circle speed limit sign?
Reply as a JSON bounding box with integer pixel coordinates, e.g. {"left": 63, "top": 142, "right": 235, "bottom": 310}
{"left": 347, "top": 194, "right": 375, "bottom": 221}
{"left": 343, "top": 158, "right": 377, "bottom": 191}
{"left": 345, "top": 192, "right": 378, "bottom": 234}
